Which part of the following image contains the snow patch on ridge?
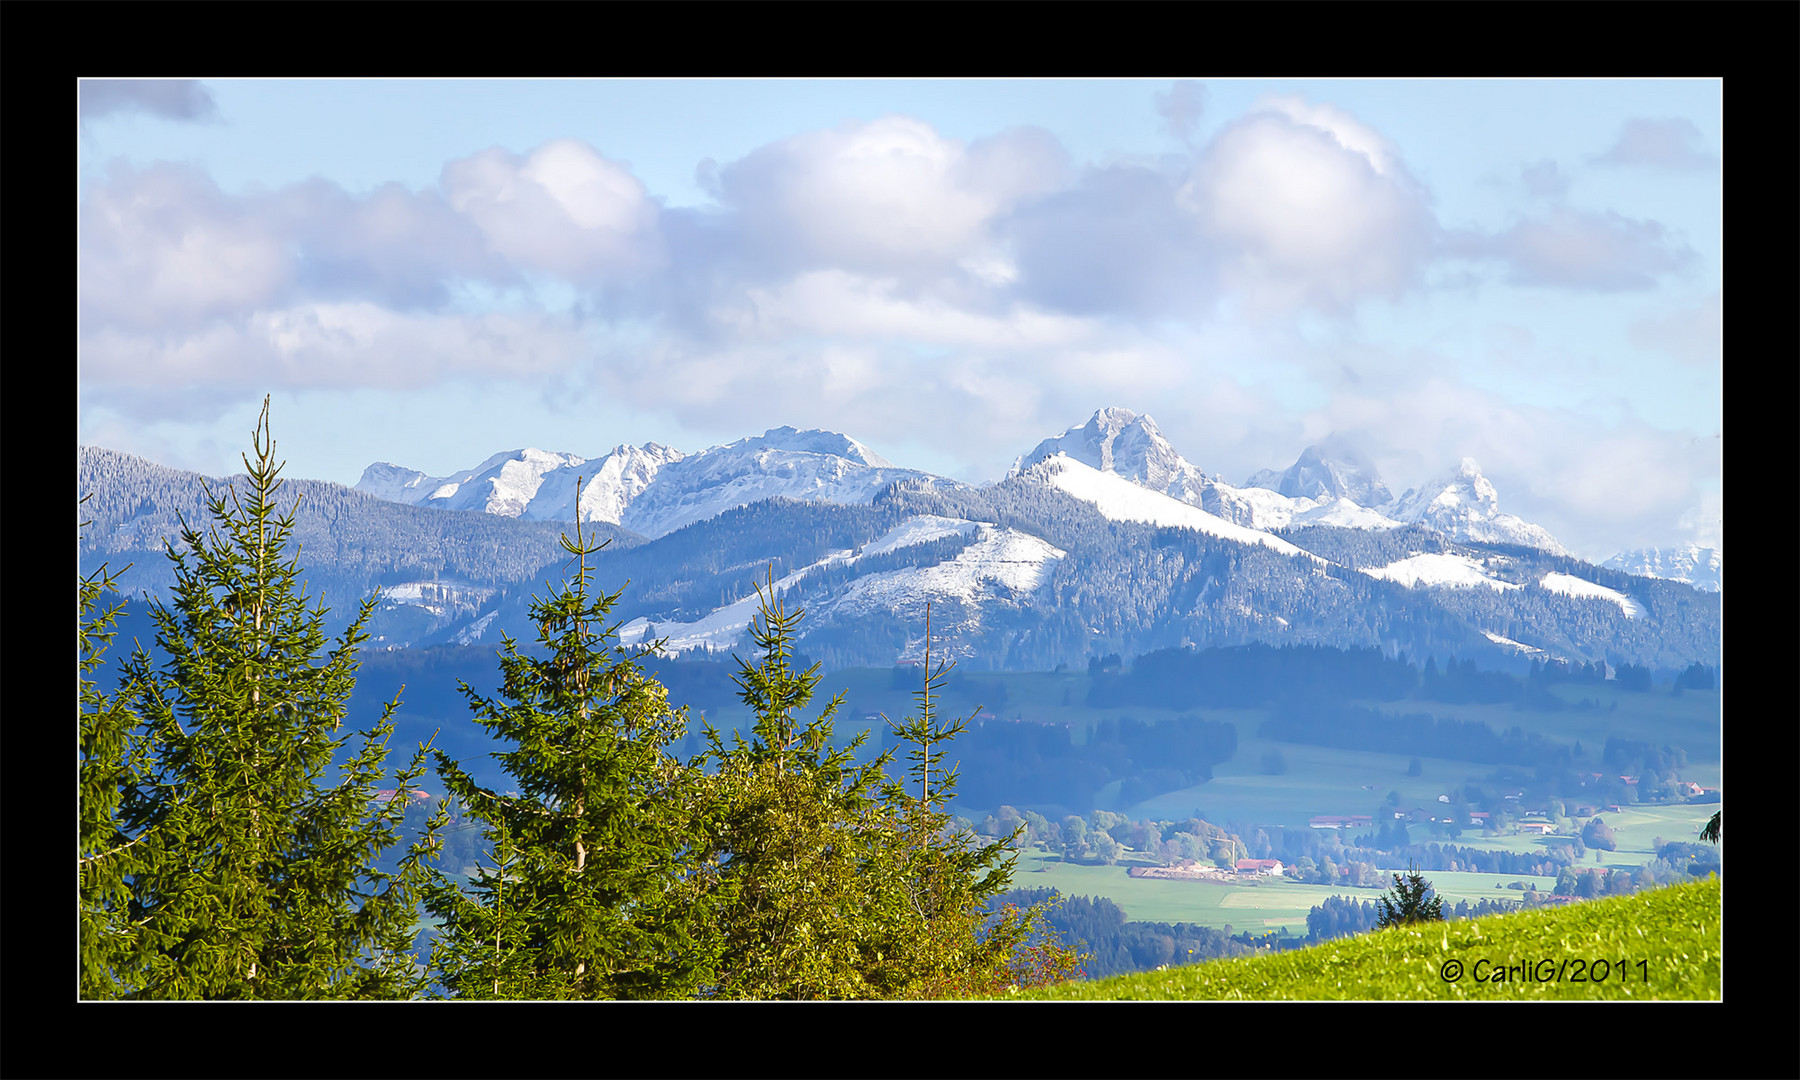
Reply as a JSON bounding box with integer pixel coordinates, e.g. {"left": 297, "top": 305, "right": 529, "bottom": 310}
{"left": 1539, "top": 572, "right": 1641, "bottom": 618}
{"left": 1362, "top": 553, "right": 1521, "bottom": 591}
{"left": 832, "top": 525, "right": 1065, "bottom": 616}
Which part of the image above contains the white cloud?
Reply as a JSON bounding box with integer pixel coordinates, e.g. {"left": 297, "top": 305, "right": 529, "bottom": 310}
{"left": 719, "top": 269, "right": 1094, "bottom": 351}
{"left": 80, "top": 303, "right": 592, "bottom": 417}
{"left": 713, "top": 116, "right": 1067, "bottom": 276}
{"left": 1488, "top": 207, "right": 1695, "bottom": 291}
{"left": 79, "top": 163, "right": 292, "bottom": 332}
{"left": 1628, "top": 292, "right": 1721, "bottom": 366}
{"left": 1594, "top": 117, "right": 1716, "bottom": 171}
{"left": 1298, "top": 376, "right": 1720, "bottom": 560}
{"left": 80, "top": 79, "right": 218, "bottom": 123}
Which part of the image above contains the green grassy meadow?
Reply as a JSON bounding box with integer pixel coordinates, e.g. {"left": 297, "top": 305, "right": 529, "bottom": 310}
{"left": 999, "top": 877, "right": 1721, "bottom": 1001}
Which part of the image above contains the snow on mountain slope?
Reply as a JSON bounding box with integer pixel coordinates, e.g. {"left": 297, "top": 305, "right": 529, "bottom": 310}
{"left": 524, "top": 442, "right": 686, "bottom": 525}
{"left": 354, "top": 462, "right": 441, "bottom": 504}
{"left": 1483, "top": 631, "right": 1544, "bottom": 654}
{"left": 1539, "top": 572, "right": 1641, "bottom": 618}
{"left": 447, "top": 448, "right": 589, "bottom": 516}
{"left": 1013, "top": 409, "right": 1407, "bottom": 538}
{"left": 1025, "top": 454, "right": 1323, "bottom": 563}
{"left": 616, "top": 429, "right": 927, "bottom": 539}
{"left": 616, "top": 563, "right": 838, "bottom": 654}
{"left": 1291, "top": 497, "right": 1404, "bottom": 530}
{"left": 1361, "top": 553, "right": 1521, "bottom": 591}
{"left": 830, "top": 525, "right": 1065, "bottom": 617}
{"left": 617, "top": 515, "right": 1060, "bottom": 654}
{"left": 858, "top": 515, "right": 981, "bottom": 557}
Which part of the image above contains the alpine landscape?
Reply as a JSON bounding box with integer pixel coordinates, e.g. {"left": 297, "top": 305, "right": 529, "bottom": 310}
{"left": 77, "top": 72, "right": 1728, "bottom": 1018}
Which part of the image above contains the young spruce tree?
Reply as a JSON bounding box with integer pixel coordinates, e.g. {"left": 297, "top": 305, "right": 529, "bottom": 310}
{"left": 113, "top": 399, "right": 439, "bottom": 999}
{"left": 870, "top": 604, "right": 1081, "bottom": 998}
{"left": 1374, "top": 860, "right": 1445, "bottom": 929}
{"left": 422, "top": 493, "right": 720, "bottom": 999}
{"left": 697, "top": 572, "right": 905, "bottom": 999}
{"left": 699, "top": 585, "right": 1080, "bottom": 999}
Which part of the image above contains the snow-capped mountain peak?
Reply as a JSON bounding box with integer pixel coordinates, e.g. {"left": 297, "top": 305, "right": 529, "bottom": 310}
{"left": 1010, "top": 407, "right": 1189, "bottom": 494}
{"left": 354, "top": 448, "right": 586, "bottom": 517}
{"left": 743, "top": 426, "right": 895, "bottom": 468}
{"left": 524, "top": 442, "right": 687, "bottom": 526}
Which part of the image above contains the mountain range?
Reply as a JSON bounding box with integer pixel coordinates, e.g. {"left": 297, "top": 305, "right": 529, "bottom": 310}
{"left": 78, "top": 408, "right": 1721, "bottom": 674}
{"left": 354, "top": 406, "right": 1623, "bottom": 564}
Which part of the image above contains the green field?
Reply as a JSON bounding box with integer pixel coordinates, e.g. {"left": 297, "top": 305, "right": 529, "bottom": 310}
{"left": 1007, "top": 846, "right": 1559, "bottom": 931}
{"left": 1001, "top": 877, "right": 1721, "bottom": 1001}
{"left": 762, "top": 670, "right": 1722, "bottom": 831}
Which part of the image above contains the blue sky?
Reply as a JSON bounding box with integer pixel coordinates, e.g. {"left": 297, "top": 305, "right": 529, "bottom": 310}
{"left": 77, "top": 78, "right": 1721, "bottom": 561}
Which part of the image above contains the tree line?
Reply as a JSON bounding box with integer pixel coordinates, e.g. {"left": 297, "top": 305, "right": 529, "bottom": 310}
{"left": 78, "top": 403, "right": 1082, "bottom": 1000}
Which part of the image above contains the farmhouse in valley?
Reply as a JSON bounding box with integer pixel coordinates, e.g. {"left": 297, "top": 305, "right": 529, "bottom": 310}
{"left": 1235, "top": 858, "right": 1285, "bottom": 876}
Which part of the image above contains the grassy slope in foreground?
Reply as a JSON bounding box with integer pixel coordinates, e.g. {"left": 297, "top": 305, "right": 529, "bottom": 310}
{"left": 1003, "top": 878, "right": 1720, "bottom": 1001}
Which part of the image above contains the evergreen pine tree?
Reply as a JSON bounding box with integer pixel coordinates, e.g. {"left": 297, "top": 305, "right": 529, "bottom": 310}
{"left": 112, "top": 399, "right": 439, "bottom": 999}
{"left": 78, "top": 502, "right": 143, "bottom": 999}
{"left": 422, "top": 493, "right": 720, "bottom": 999}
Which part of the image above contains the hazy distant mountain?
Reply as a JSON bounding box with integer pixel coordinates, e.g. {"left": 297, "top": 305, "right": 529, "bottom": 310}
{"left": 358, "top": 427, "right": 930, "bottom": 540}
{"left": 1011, "top": 408, "right": 1403, "bottom": 535}
{"left": 1385, "top": 458, "right": 1567, "bottom": 556}
{"left": 1603, "top": 544, "right": 1722, "bottom": 592}
{"left": 79, "top": 445, "right": 640, "bottom": 648}
{"left": 1243, "top": 436, "right": 1393, "bottom": 507}
{"left": 355, "top": 448, "right": 588, "bottom": 517}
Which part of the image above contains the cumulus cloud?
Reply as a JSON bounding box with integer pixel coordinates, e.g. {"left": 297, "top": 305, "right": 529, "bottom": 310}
{"left": 77, "top": 102, "right": 1718, "bottom": 556}
{"left": 1594, "top": 117, "right": 1716, "bottom": 171}
{"left": 1176, "top": 97, "right": 1437, "bottom": 315}
{"left": 441, "top": 139, "right": 664, "bottom": 280}
{"left": 80, "top": 79, "right": 218, "bottom": 123}
{"left": 711, "top": 116, "right": 1068, "bottom": 280}
{"left": 1485, "top": 207, "right": 1695, "bottom": 291}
